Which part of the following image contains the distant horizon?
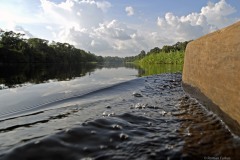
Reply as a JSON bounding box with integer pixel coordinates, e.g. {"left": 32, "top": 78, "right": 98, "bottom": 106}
{"left": 0, "top": 29, "right": 190, "bottom": 58}
{"left": 0, "top": 0, "right": 239, "bottom": 57}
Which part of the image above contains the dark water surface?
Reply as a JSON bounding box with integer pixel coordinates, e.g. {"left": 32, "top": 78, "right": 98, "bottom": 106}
{"left": 0, "top": 63, "right": 182, "bottom": 89}
{"left": 0, "top": 64, "right": 239, "bottom": 159}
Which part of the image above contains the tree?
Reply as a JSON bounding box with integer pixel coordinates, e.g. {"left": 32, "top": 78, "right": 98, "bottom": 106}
{"left": 162, "top": 45, "right": 172, "bottom": 53}
{"left": 138, "top": 50, "right": 146, "bottom": 59}
{"left": 0, "top": 30, "right": 103, "bottom": 64}
{"left": 0, "top": 31, "right": 25, "bottom": 50}
{"left": 172, "top": 41, "right": 189, "bottom": 51}
{"left": 28, "top": 38, "right": 49, "bottom": 50}
{"left": 149, "top": 47, "right": 161, "bottom": 54}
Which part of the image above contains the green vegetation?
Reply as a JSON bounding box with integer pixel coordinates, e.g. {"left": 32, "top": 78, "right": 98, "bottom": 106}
{"left": 138, "top": 51, "right": 184, "bottom": 64}
{"left": 0, "top": 30, "right": 104, "bottom": 64}
{"left": 124, "top": 41, "right": 190, "bottom": 64}
{"left": 137, "top": 63, "right": 183, "bottom": 77}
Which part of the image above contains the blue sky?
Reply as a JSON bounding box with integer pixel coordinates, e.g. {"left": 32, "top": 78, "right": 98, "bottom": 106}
{"left": 0, "top": 0, "right": 239, "bottom": 56}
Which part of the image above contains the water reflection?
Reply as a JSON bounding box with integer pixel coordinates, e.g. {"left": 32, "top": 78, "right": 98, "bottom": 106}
{"left": 137, "top": 63, "right": 183, "bottom": 76}
{"left": 0, "top": 63, "right": 182, "bottom": 89}
{"left": 0, "top": 63, "right": 98, "bottom": 89}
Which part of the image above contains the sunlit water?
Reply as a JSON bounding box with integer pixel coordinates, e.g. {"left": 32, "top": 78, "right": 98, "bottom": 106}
{"left": 0, "top": 64, "right": 239, "bottom": 159}
{"left": 0, "top": 67, "right": 138, "bottom": 120}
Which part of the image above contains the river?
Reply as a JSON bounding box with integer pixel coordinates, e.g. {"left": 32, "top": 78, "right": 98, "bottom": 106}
{"left": 0, "top": 63, "right": 239, "bottom": 160}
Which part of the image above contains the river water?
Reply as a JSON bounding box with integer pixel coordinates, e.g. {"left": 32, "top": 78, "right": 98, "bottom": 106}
{"left": 0, "top": 63, "right": 239, "bottom": 160}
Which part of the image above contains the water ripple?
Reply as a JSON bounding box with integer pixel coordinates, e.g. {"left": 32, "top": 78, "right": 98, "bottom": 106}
{"left": 0, "top": 73, "right": 239, "bottom": 159}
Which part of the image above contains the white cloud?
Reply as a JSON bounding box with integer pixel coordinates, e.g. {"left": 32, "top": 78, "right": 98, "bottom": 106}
{"left": 93, "top": 20, "right": 147, "bottom": 55}
{"left": 38, "top": 0, "right": 147, "bottom": 56}
{"left": 96, "top": 1, "right": 111, "bottom": 12}
{"left": 13, "top": 25, "right": 34, "bottom": 38}
{"left": 40, "top": 0, "right": 104, "bottom": 29}
{"left": 200, "top": 0, "right": 237, "bottom": 28}
{"left": 0, "top": 1, "right": 40, "bottom": 25}
{"left": 46, "top": 25, "right": 53, "bottom": 30}
{"left": 0, "top": 22, "right": 34, "bottom": 38}
{"left": 156, "top": 0, "right": 238, "bottom": 45}
{"left": 39, "top": 0, "right": 108, "bottom": 52}
{"left": 125, "top": 6, "right": 134, "bottom": 16}
{"left": 0, "top": 0, "right": 238, "bottom": 56}
{"left": 40, "top": 0, "right": 238, "bottom": 56}
{"left": 95, "top": 20, "right": 134, "bottom": 40}
{"left": 158, "top": 12, "right": 211, "bottom": 40}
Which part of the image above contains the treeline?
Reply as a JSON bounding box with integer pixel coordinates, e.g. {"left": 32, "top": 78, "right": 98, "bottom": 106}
{"left": 0, "top": 30, "right": 104, "bottom": 64}
{"left": 104, "top": 56, "right": 124, "bottom": 64}
{"left": 124, "top": 41, "right": 190, "bottom": 63}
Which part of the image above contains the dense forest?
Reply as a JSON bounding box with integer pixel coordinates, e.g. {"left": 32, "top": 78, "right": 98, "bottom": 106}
{"left": 0, "top": 30, "right": 104, "bottom": 64}
{"left": 124, "top": 41, "right": 191, "bottom": 64}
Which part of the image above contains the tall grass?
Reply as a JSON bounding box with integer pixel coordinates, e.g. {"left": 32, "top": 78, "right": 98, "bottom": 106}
{"left": 137, "top": 63, "right": 183, "bottom": 76}
{"left": 137, "top": 51, "right": 184, "bottom": 64}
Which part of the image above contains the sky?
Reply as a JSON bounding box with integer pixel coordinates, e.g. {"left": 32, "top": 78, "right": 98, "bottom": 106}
{"left": 0, "top": 0, "right": 239, "bottom": 57}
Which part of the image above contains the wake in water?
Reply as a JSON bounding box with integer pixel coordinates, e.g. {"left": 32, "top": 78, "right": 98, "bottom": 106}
{"left": 0, "top": 73, "right": 239, "bottom": 159}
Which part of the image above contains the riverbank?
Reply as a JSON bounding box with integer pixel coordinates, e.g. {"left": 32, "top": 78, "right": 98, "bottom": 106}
{"left": 137, "top": 51, "right": 184, "bottom": 65}
{"left": 0, "top": 73, "right": 239, "bottom": 159}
